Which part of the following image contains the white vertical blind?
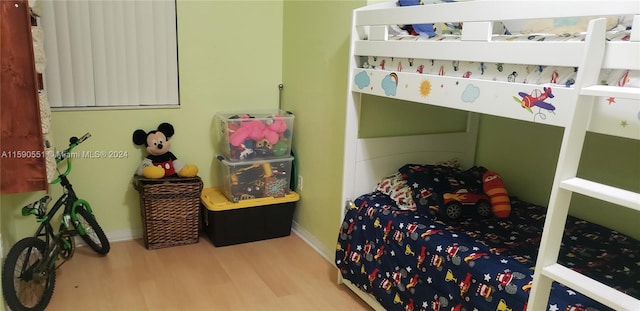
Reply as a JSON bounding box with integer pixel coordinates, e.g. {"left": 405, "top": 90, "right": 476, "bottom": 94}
{"left": 40, "top": 0, "right": 178, "bottom": 108}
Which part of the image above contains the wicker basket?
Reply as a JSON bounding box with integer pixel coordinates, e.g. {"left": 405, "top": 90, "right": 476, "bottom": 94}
{"left": 134, "top": 175, "right": 203, "bottom": 249}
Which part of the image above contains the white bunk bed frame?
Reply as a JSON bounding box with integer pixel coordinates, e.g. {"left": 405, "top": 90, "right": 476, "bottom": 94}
{"left": 339, "top": 1, "right": 640, "bottom": 310}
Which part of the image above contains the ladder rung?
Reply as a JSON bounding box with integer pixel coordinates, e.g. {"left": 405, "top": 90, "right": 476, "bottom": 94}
{"left": 541, "top": 263, "right": 640, "bottom": 311}
{"left": 580, "top": 85, "right": 640, "bottom": 100}
{"left": 560, "top": 177, "right": 640, "bottom": 211}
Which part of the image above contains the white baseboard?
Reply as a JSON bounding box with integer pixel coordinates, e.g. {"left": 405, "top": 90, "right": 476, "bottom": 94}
{"left": 84, "top": 224, "right": 333, "bottom": 269}
{"left": 106, "top": 228, "right": 143, "bottom": 242}
{"left": 291, "top": 221, "right": 334, "bottom": 265}
{"left": 74, "top": 228, "right": 142, "bottom": 247}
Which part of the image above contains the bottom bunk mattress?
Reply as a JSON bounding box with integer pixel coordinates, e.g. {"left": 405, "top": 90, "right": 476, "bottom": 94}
{"left": 335, "top": 172, "right": 639, "bottom": 311}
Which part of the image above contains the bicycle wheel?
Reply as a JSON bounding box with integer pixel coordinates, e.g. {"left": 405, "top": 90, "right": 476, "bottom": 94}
{"left": 74, "top": 205, "right": 110, "bottom": 255}
{"left": 2, "top": 237, "right": 55, "bottom": 311}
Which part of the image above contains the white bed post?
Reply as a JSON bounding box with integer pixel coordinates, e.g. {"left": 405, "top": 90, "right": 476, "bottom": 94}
{"left": 527, "top": 18, "right": 640, "bottom": 311}
{"left": 631, "top": 15, "right": 640, "bottom": 41}
{"left": 337, "top": 7, "right": 362, "bottom": 286}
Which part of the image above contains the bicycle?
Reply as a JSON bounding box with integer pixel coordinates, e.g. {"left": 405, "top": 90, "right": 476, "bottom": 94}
{"left": 2, "top": 133, "right": 110, "bottom": 311}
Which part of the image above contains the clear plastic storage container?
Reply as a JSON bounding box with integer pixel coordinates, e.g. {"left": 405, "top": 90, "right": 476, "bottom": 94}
{"left": 215, "top": 110, "right": 294, "bottom": 161}
{"left": 217, "top": 155, "right": 293, "bottom": 202}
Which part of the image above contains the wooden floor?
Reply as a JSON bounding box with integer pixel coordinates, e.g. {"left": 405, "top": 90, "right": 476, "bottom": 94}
{"left": 46, "top": 233, "right": 372, "bottom": 311}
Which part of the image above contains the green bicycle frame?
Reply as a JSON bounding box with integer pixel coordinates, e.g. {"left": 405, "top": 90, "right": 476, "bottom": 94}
{"left": 28, "top": 133, "right": 95, "bottom": 241}
{"left": 70, "top": 199, "right": 94, "bottom": 236}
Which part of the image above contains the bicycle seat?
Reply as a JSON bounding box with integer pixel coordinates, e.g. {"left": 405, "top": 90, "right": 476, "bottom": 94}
{"left": 22, "top": 196, "right": 51, "bottom": 216}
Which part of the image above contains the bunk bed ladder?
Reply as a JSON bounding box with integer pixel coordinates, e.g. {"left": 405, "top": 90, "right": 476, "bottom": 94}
{"left": 527, "top": 18, "right": 640, "bottom": 311}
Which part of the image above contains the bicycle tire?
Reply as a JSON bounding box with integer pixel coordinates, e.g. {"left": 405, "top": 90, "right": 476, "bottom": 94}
{"left": 74, "top": 206, "right": 110, "bottom": 255}
{"left": 1, "top": 237, "right": 55, "bottom": 311}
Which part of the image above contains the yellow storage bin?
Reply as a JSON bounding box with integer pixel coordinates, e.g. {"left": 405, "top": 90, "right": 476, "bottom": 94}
{"left": 201, "top": 188, "right": 299, "bottom": 247}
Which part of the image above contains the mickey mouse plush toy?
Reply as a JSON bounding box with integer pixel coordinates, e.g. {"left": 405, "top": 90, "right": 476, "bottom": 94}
{"left": 132, "top": 122, "right": 198, "bottom": 179}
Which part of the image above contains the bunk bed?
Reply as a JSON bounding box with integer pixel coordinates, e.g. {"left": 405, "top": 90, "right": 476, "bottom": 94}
{"left": 336, "top": 1, "right": 640, "bottom": 311}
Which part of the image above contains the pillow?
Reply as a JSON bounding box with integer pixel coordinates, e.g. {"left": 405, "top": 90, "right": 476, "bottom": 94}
{"left": 375, "top": 173, "right": 416, "bottom": 211}
{"left": 435, "top": 158, "right": 461, "bottom": 169}
{"left": 397, "top": 0, "right": 436, "bottom": 37}
{"left": 482, "top": 171, "right": 511, "bottom": 218}
{"left": 397, "top": 0, "right": 472, "bottom": 37}
{"left": 502, "top": 16, "right": 620, "bottom": 35}
{"left": 399, "top": 164, "right": 488, "bottom": 219}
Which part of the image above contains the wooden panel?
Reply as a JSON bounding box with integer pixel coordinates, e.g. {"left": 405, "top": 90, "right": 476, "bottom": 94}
{"left": 1, "top": 0, "right": 47, "bottom": 194}
{"left": 45, "top": 234, "right": 371, "bottom": 311}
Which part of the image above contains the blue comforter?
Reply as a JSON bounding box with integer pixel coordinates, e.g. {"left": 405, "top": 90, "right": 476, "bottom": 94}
{"left": 336, "top": 192, "right": 639, "bottom": 311}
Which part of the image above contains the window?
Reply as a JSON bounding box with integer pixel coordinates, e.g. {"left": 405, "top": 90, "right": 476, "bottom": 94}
{"left": 39, "top": 0, "right": 179, "bottom": 109}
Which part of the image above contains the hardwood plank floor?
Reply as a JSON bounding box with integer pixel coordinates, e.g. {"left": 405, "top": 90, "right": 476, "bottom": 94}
{"left": 46, "top": 233, "right": 372, "bottom": 311}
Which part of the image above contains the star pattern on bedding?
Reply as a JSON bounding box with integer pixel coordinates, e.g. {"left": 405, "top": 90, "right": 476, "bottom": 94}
{"left": 336, "top": 190, "right": 640, "bottom": 311}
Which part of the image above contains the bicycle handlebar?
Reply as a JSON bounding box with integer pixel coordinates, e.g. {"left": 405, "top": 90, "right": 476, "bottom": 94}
{"left": 71, "top": 133, "right": 91, "bottom": 146}
{"left": 55, "top": 133, "right": 91, "bottom": 163}
{"left": 52, "top": 133, "right": 91, "bottom": 184}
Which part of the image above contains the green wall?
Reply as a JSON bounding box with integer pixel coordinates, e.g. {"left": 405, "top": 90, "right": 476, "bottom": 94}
{"left": 281, "top": 0, "right": 364, "bottom": 258}
{"left": 1, "top": 0, "right": 284, "bottom": 246}
{"left": 359, "top": 95, "right": 468, "bottom": 138}
{"left": 476, "top": 115, "right": 640, "bottom": 240}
